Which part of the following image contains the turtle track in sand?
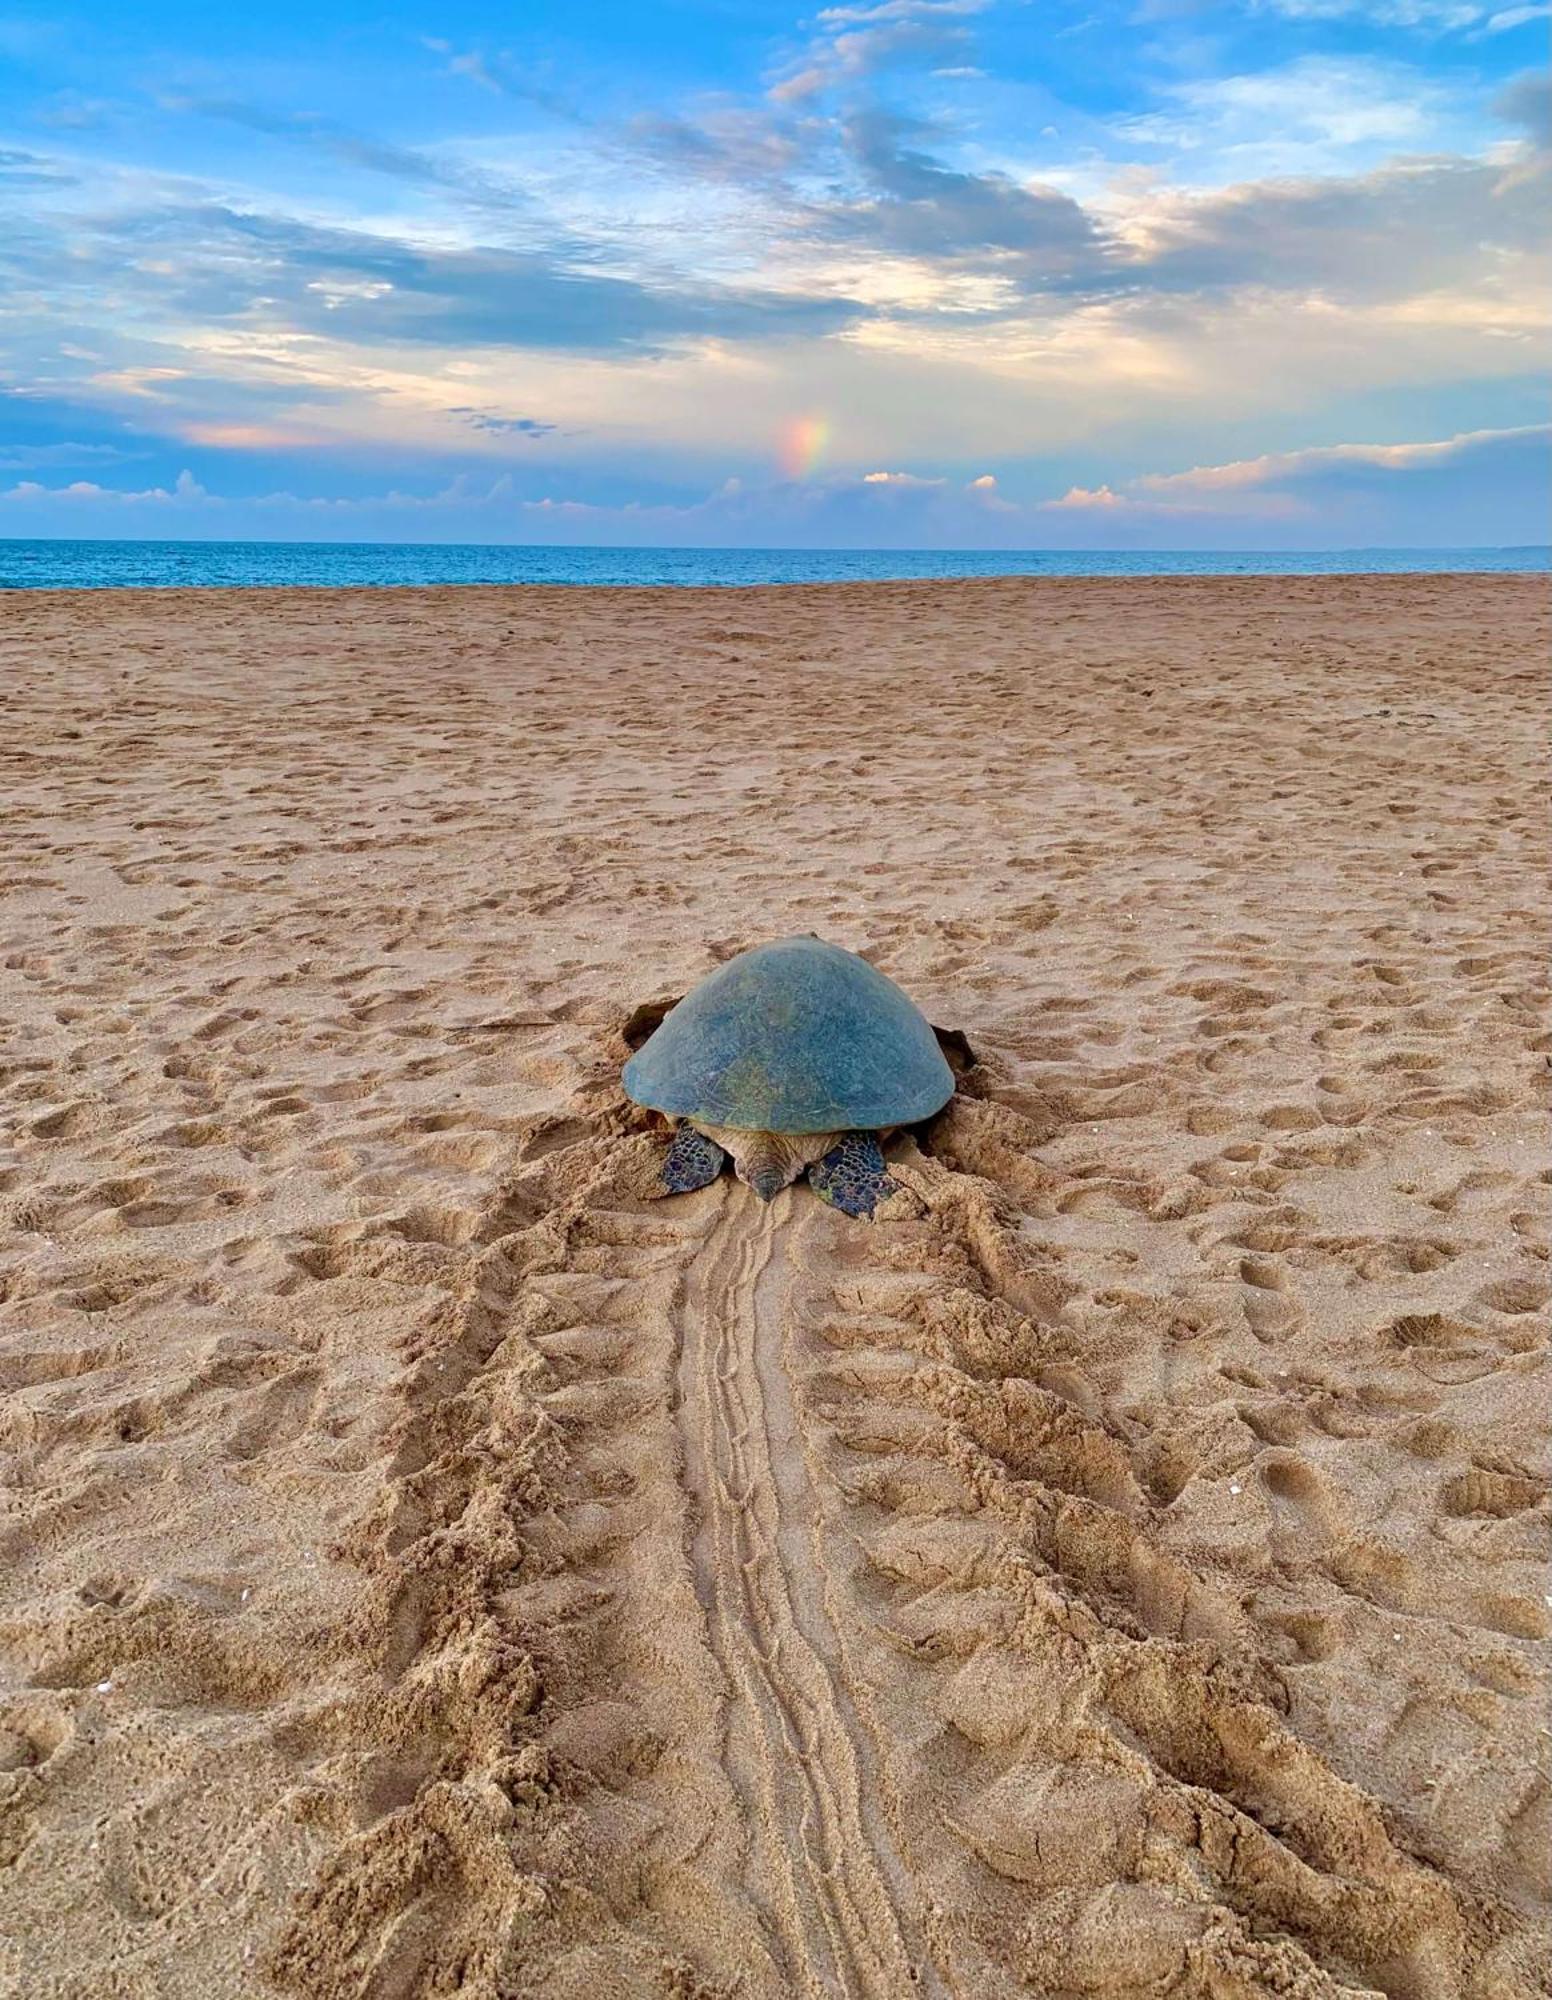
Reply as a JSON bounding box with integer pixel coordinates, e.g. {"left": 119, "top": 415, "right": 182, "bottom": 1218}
{"left": 258, "top": 1107, "right": 1544, "bottom": 2000}
{"left": 674, "top": 1201, "right": 938, "bottom": 1998}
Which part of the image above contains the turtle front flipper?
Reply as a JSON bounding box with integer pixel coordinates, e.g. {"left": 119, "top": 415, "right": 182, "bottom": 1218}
{"left": 808, "top": 1132, "right": 897, "bottom": 1219}
{"left": 661, "top": 1124, "right": 728, "bottom": 1194}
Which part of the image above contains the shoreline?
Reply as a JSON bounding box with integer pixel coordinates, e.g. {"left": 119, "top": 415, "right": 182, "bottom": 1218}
{"left": 3, "top": 542, "right": 1548, "bottom": 596}
{"left": 3, "top": 564, "right": 1549, "bottom": 604}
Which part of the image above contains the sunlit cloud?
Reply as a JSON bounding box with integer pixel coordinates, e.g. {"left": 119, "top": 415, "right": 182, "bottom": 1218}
{"left": 1047, "top": 483, "right": 1124, "bottom": 509}
{"left": 176, "top": 421, "right": 325, "bottom": 448}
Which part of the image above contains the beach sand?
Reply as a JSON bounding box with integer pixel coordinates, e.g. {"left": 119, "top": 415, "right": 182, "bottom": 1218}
{"left": 1, "top": 573, "right": 1547, "bottom": 2000}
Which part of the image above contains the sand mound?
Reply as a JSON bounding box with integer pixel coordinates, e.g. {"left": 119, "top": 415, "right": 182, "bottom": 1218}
{"left": 0, "top": 576, "right": 1546, "bottom": 1998}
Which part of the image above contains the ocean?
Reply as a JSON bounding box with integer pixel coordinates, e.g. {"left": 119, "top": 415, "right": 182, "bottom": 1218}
{"left": 1, "top": 538, "right": 1547, "bottom": 591}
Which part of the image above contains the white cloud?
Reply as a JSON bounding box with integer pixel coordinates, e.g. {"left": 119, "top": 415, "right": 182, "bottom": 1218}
{"left": 1116, "top": 56, "right": 1472, "bottom": 185}
{"left": 4, "top": 468, "right": 207, "bottom": 503}
{"left": 1477, "top": 4, "right": 1552, "bottom": 30}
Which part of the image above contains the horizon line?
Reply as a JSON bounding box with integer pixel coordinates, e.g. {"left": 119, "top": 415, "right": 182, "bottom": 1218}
{"left": 3, "top": 535, "right": 1549, "bottom": 556}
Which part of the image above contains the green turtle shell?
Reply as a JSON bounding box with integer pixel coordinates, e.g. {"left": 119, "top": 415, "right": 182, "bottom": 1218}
{"left": 623, "top": 937, "right": 955, "bottom": 1135}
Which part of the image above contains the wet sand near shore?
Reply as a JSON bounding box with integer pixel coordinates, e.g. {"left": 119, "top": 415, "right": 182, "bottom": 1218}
{"left": 1, "top": 573, "right": 1547, "bottom": 1999}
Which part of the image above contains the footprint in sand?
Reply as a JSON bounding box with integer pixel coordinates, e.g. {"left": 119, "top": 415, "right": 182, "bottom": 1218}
{"left": 1238, "top": 1256, "right": 1303, "bottom": 1339}
{"left": 1260, "top": 1451, "right": 1342, "bottom": 1544}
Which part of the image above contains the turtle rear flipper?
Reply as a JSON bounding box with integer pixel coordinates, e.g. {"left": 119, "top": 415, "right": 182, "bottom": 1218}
{"left": 809, "top": 1132, "right": 896, "bottom": 1219}
{"left": 662, "top": 1124, "right": 727, "bottom": 1194}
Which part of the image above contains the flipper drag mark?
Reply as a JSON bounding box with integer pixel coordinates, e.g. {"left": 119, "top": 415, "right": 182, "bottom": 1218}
{"left": 675, "top": 1205, "right": 939, "bottom": 1996}
{"left": 808, "top": 1132, "right": 897, "bottom": 1219}
{"left": 663, "top": 1124, "right": 727, "bottom": 1193}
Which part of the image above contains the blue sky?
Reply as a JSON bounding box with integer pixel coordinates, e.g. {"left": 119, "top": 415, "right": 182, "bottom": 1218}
{"left": 1, "top": 0, "right": 1547, "bottom": 545}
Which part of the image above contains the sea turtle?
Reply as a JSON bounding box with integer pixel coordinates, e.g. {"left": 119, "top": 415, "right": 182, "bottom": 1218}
{"left": 622, "top": 936, "right": 955, "bottom": 1218}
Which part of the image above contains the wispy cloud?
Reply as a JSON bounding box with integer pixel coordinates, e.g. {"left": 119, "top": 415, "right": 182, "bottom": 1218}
{"left": 1113, "top": 55, "right": 1466, "bottom": 183}
{"left": 769, "top": 0, "right": 990, "bottom": 104}
{"left": 4, "top": 198, "right": 862, "bottom": 354}
{"left": 1252, "top": 0, "right": 1549, "bottom": 29}
{"left": 166, "top": 96, "right": 531, "bottom": 212}
{"left": 1251, "top": 0, "right": 1491, "bottom": 27}
{"left": 0, "top": 441, "right": 136, "bottom": 469}
{"left": 0, "top": 145, "right": 75, "bottom": 185}
{"left": 450, "top": 410, "right": 559, "bottom": 438}
{"left": 832, "top": 106, "right": 1102, "bottom": 271}
{"left": 420, "top": 38, "right": 578, "bottom": 120}
{"left": 1473, "top": 4, "right": 1552, "bottom": 32}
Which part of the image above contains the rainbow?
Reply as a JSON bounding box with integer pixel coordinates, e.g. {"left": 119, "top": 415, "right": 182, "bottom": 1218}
{"left": 777, "top": 414, "right": 829, "bottom": 480}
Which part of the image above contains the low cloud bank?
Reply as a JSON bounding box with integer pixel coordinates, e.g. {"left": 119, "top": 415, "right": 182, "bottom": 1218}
{"left": 5, "top": 425, "right": 1545, "bottom": 549}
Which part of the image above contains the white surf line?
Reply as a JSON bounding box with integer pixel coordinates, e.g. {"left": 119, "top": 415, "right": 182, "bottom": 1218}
{"left": 676, "top": 1195, "right": 943, "bottom": 2000}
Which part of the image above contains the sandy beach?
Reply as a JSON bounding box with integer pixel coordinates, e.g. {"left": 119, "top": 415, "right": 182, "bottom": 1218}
{"left": 1, "top": 573, "right": 1547, "bottom": 2000}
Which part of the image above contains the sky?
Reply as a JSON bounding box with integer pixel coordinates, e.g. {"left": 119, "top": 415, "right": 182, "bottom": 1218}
{"left": 1, "top": 0, "right": 1548, "bottom": 547}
